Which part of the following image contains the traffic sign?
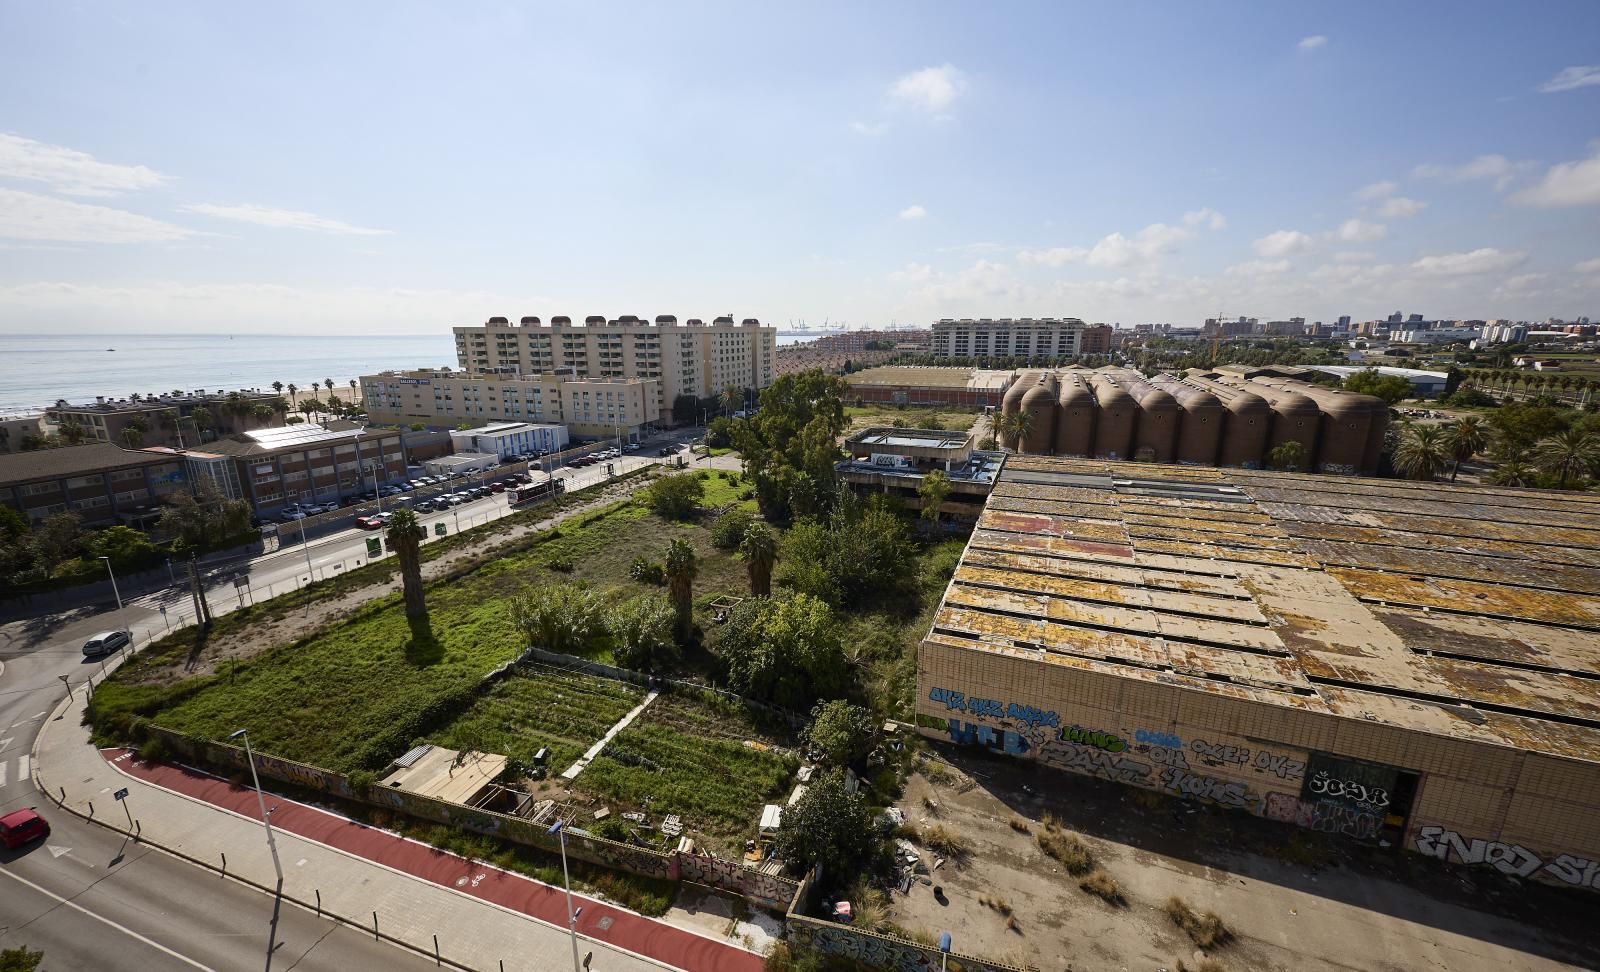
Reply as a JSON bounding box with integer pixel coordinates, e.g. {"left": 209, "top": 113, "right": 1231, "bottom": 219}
{"left": 113, "top": 788, "right": 129, "bottom": 801}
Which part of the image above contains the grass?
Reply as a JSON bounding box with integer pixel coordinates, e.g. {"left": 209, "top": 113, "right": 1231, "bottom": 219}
{"left": 1078, "top": 868, "right": 1125, "bottom": 906}
{"left": 574, "top": 693, "right": 799, "bottom": 853}
{"left": 917, "top": 823, "right": 971, "bottom": 861}
{"left": 843, "top": 404, "right": 983, "bottom": 434}
{"left": 1165, "top": 895, "right": 1232, "bottom": 950}
{"left": 428, "top": 666, "right": 643, "bottom": 774}
{"left": 1036, "top": 816, "right": 1095, "bottom": 875}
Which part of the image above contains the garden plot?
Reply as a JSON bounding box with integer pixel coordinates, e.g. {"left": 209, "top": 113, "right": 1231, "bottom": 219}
{"left": 575, "top": 692, "right": 800, "bottom": 854}
{"left": 429, "top": 665, "right": 645, "bottom": 775}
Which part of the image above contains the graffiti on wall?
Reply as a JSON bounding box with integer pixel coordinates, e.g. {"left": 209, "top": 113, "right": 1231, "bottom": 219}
{"left": 1060, "top": 725, "right": 1126, "bottom": 752}
{"left": 792, "top": 915, "right": 1026, "bottom": 972}
{"left": 679, "top": 853, "right": 800, "bottom": 911}
{"left": 1265, "top": 792, "right": 1382, "bottom": 839}
{"left": 928, "top": 687, "right": 1060, "bottom": 729}
{"left": 1413, "top": 826, "right": 1600, "bottom": 889}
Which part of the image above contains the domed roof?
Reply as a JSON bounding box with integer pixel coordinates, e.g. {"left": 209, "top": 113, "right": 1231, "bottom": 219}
{"left": 1021, "top": 381, "right": 1057, "bottom": 408}
{"left": 1272, "top": 392, "right": 1320, "bottom": 415}
{"left": 1093, "top": 379, "right": 1135, "bottom": 409}
{"left": 1140, "top": 388, "right": 1179, "bottom": 411}
{"left": 1060, "top": 380, "right": 1096, "bottom": 408}
{"left": 1001, "top": 380, "right": 1029, "bottom": 409}
{"left": 1224, "top": 390, "right": 1269, "bottom": 415}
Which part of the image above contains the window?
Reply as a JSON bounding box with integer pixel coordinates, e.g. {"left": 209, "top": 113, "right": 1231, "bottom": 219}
{"left": 66, "top": 474, "right": 105, "bottom": 489}
{"left": 20, "top": 482, "right": 58, "bottom": 497}
{"left": 72, "top": 496, "right": 109, "bottom": 511}
{"left": 110, "top": 468, "right": 146, "bottom": 484}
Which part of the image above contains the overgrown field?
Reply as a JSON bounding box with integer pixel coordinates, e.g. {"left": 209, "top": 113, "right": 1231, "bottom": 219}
{"left": 844, "top": 404, "right": 984, "bottom": 434}
{"left": 429, "top": 665, "right": 643, "bottom": 773}
{"left": 576, "top": 692, "right": 799, "bottom": 853}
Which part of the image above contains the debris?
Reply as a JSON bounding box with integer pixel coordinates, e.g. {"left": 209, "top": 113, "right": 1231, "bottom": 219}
{"left": 592, "top": 807, "right": 610, "bottom": 821}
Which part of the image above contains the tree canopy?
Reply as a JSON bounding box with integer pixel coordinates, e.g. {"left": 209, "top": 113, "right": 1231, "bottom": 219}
{"left": 729, "top": 370, "right": 849, "bottom": 521}
{"left": 773, "top": 769, "right": 874, "bottom": 876}
{"left": 647, "top": 472, "right": 704, "bottom": 521}
{"left": 715, "top": 593, "right": 847, "bottom": 710}
{"left": 777, "top": 493, "right": 916, "bottom": 609}
{"left": 1342, "top": 369, "right": 1414, "bottom": 406}
{"left": 508, "top": 583, "right": 605, "bottom": 655}
{"left": 803, "top": 700, "right": 878, "bottom": 768}
{"left": 608, "top": 592, "right": 677, "bottom": 671}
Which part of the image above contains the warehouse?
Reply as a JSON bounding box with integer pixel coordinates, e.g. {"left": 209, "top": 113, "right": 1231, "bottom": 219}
{"left": 916, "top": 456, "right": 1600, "bottom": 890}
{"left": 844, "top": 365, "right": 1017, "bottom": 408}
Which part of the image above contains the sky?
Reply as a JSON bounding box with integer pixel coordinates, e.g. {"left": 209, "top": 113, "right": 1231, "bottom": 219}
{"left": 1, "top": 1, "right": 1598, "bottom": 335}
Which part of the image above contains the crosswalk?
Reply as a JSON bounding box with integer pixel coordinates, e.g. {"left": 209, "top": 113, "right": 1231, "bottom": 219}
{"left": 0, "top": 753, "right": 31, "bottom": 789}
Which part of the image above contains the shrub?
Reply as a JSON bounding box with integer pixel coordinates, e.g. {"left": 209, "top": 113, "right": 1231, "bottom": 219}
{"left": 1008, "top": 818, "right": 1031, "bottom": 834}
{"left": 1036, "top": 821, "right": 1094, "bottom": 875}
{"left": 1166, "top": 896, "right": 1231, "bottom": 950}
{"left": 918, "top": 823, "right": 970, "bottom": 860}
{"left": 545, "top": 555, "right": 574, "bottom": 572}
{"left": 647, "top": 473, "right": 704, "bottom": 520}
{"left": 629, "top": 557, "right": 665, "bottom": 585}
{"left": 1078, "top": 868, "right": 1124, "bottom": 905}
{"left": 710, "top": 509, "right": 754, "bottom": 549}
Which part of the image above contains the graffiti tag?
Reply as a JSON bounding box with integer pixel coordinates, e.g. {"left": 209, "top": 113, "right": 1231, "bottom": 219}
{"left": 1060, "top": 725, "right": 1126, "bottom": 752}
{"left": 1191, "top": 738, "right": 1249, "bottom": 765}
{"left": 1413, "top": 826, "right": 1600, "bottom": 888}
{"left": 1307, "top": 769, "right": 1389, "bottom": 812}
{"left": 1134, "top": 728, "right": 1183, "bottom": 749}
{"left": 927, "top": 687, "right": 1059, "bottom": 728}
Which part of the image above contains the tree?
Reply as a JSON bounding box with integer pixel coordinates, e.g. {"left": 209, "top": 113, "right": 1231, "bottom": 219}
{"left": 608, "top": 592, "right": 677, "bottom": 671}
{"left": 509, "top": 583, "right": 605, "bottom": 655}
{"left": 0, "top": 946, "right": 44, "bottom": 972}
{"left": 1266, "top": 440, "right": 1306, "bottom": 472}
{"left": 716, "top": 594, "right": 847, "bottom": 709}
{"left": 1487, "top": 461, "right": 1536, "bottom": 487}
{"left": 85, "top": 524, "right": 158, "bottom": 569}
{"left": 647, "top": 472, "right": 704, "bottom": 520}
{"left": 1488, "top": 403, "right": 1571, "bottom": 460}
{"left": 287, "top": 382, "right": 299, "bottom": 406}
{"left": 739, "top": 521, "right": 778, "bottom": 597}
{"left": 191, "top": 406, "right": 214, "bottom": 439}
{"left": 1392, "top": 424, "right": 1449, "bottom": 481}
{"left": 58, "top": 420, "right": 86, "bottom": 445}
{"left": 999, "top": 409, "right": 1033, "bottom": 450}
{"left": 299, "top": 399, "right": 320, "bottom": 423}
{"left": 730, "top": 370, "right": 849, "bottom": 521}
{"left": 28, "top": 511, "right": 82, "bottom": 572}
{"left": 324, "top": 378, "right": 335, "bottom": 401}
{"left": 349, "top": 378, "right": 360, "bottom": 404}
{"left": 672, "top": 393, "right": 700, "bottom": 425}
{"left": 803, "top": 700, "right": 878, "bottom": 768}
{"left": 157, "top": 481, "right": 251, "bottom": 548}
{"left": 917, "top": 469, "right": 951, "bottom": 527}
{"left": 773, "top": 769, "right": 873, "bottom": 875}
{"left": 1531, "top": 429, "right": 1600, "bottom": 487}
{"left": 385, "top": 506, "right": 429, "bottom": 635}
{"left": 777, "top": 494, "right": 915, "bottom": 609}
{"left": 273, "top": 381, "right": 284, "bottom": 398}
{"left": 720, "top": 385, "right": 743, "bottom": 416}
{"left": 118, "top": 415, "right": 149, "bottom": 448}
{"left": 1343, "top": 369, "right": 1413, "bottom": 406}
{"left": 1441, "top": 417, "right": 1487, "bottom": 481}
{"left": 664, "top": 538, "right": 699, "bottom": 643}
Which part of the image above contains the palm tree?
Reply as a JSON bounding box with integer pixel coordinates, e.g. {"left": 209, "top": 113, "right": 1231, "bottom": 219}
{"left": 323, "top": 378, "right": 335, "bottom": 404}
{"left": 385, "top": 506, "right": 430, "bottom": 637}
{"left": 287, "top": 382, "right": 299, "bottom": 407}
{"left": 1531, "top": 429, "right": 1600, "bottom": 487}
{"left": 1558, "top": 376, "right": 1575, "bottom": 402}
{"left": 1441, "top": 417, "right": 1487, "bottom": 482}
{"left": 272, "top": 381, "right": 284, "bottom": 399}
{"left": 664, "top": 537, "right": 698, "bottom": 644}
{"left": 252, "top": 402, "right": 275, "bottom": 427}
{"left": 1487, "top": 461, "right": 1536, "bottom": 487}
{"left": 58, "top": 420, "right": 86, "bottom": 445}
{"left": 191, "top": 406, "right": 215, "bottom": 441}
{"left": 349, "top": 378, "right": 359, "bottom": 405}
{"left": 739, "top": 522, "right": 777, "bottom": 597}
{"left": 299, "top": 399, "right": 319, "bottom": 423}
{"left": 1392, "top": 424, "right": 1449, "bottom": 481}
{"left": 1000, "top": 409, "right": 1033, "bottom": 451}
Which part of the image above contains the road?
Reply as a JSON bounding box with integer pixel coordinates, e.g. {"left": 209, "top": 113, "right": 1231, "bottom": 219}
{"left": 0, "top": 430, "right": 705, "bottom": 970}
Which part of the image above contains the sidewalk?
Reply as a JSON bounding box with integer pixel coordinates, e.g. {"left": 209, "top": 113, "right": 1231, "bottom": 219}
{"left": 32, "top": 686, "right": 766, "bottom": 972}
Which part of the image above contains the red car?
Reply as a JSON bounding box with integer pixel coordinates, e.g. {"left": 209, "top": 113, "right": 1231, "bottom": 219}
{"left": 356, "top": 515, "right": 384, "bottom": 530}
{"left": 0, "top": 807, "right": 49, "bottom": 849}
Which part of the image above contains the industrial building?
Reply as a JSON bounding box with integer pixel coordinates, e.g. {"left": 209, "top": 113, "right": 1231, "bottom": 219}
{"left": 835, "top": 427, "right": 1005, "bottom": 525}
{"left": 916, "top": 457, "right": 1600, "bottom": 891}
{"left": 447, "top": 421, "right": 568, "bottom": 460}
{"left": 998, "top": 367, "right": 1390, "bottom": 474}
{"left": 844, "top": 366, "right": 1018, "bottom": 408}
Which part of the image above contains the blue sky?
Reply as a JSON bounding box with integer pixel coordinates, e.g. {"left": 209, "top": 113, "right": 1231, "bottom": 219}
{"left": 1, "top": 1, "right": 1597, "bottom": 333}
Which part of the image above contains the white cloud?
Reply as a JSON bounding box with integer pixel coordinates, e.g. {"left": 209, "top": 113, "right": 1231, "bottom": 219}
{"left": 1538, "top": 66, "right": 1600, "bottom": 94}
{"left": 889, "top": 64, "right": 966, "bottom": 114}
{"left": 1510, "top": 144, "right": 1600, "bottom": 208}
{"left": 1575, "top": 256, "right": 1600, "bottom": 275}
{"left": 1086, "top": 222, "right": 1194, "bottom": 268}
{"left": 1377, "top": 196, "right": 1427, "bottom": 218}
{"left": 1410, "top": 247, "right": 1526, "bottom": 276}
{"left": 1182, "top": 207, "right": 1227, "bottom": 230}
{"left": 179, "top": 202, "right": 391, "bottom": 235}
{"left": 897, "top": 204, "right": 927, "bottom": 221}
{"left": 1253, "top": 230, "right": 1315, "bottom": 258}
{"left": 0, "top": 188, "right": 193, "bottom": 243}
{"left": 1333, "top": 251, "right": 1376, "bottom": 263}
{"left": 1017, "top": 246, "right": 1087, "bottom": 268}
{"left": 0, "top": 133, "right": 167, "bottom": 197}
{"left": 849, "top": 120, "right": 887, "bottom": 137}
{"left": 1355, "top": 180, "right": 1398, "bottom": 200}
{"left": 1297, "top": 35, "right": 1328, "bottom": 51}
{"left": 1335, "top": 218, "right": 1387, "bottom": 243}
{"left": 916, "top": 259, "right": 1018, "bottom": 303}
{"left": 1493, "top": 272, "right": 1550, "bottom": 296}
{"left": 889, "top": 262, "right": 933, "bottom": 283}
{"left": 1412, "top": 154, "right": 1533, "bottom": 191}
{"left": 1226, "top": 259, "right": 1291, "bottom": 276}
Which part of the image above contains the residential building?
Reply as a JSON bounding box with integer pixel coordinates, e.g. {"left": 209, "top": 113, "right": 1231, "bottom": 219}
{"left": 930, "top": 318, "right": 1094, "bottom": 359}
{"left": 197, "top": 424, "right": 407, "bottom": 513}
{"left": 1392, "top": 327, "right": 1481, "bottom": 345}
{"left": 46, "top": 390, "right": 286, "bottom": 449}
{"left": 916, "top": 456, "right": 1600, "bottom": 892}
{"left": 359, "top": 369, "right": 660, "bottom": 439}
{"left": 1204, "top": 317, "right": 1259, "bottom": 338}
{"left": 1478, "top": 322, "right": 1530, "bottom": 345}
{"left": 1263, "top": 317, "right": 1308, "bottom": 336}
{"left": 451, "top": 314, "right": 777, "bottom": 420}
{"left": 448, "top": 421, "right": 568, "bottom": 460}
{"left": 835, "top": 427, "right": 1005, "bottom": 525}
{"left": 0, "top": 442, "right": 187, "bottom": 527}
{"left": 0, "top": 414, "right": 44, "bottom": 454}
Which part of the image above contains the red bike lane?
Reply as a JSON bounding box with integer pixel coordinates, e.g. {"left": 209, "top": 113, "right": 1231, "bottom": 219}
{"left": 103, "top": 749, "right": 765, "bottom": 972}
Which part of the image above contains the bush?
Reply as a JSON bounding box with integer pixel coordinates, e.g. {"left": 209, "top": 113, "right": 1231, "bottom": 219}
{"left": 710, "top": 509, "right": 754, "bottom": 549}
{"left": 545, "top": 555, "right": 574, "bottom": 572}
{"left": 1036, "top": 819, "right": 1094, "bottom": 875}
{"left": 1166, "top": 896, "right": 1231, "bottom": 950}
{"left": 647, "top": 473, "right": 704, "bottom": 520}
{"left": 1079, "top": 868, "right": 1124, "bottom": 905}
{"left": 918, "top": 823, "right": 970, "bottom": 861}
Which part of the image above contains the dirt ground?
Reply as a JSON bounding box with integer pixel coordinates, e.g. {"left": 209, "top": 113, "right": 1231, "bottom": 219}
{"left": 880, "top": 745, "right": 1599, "bottom": 972}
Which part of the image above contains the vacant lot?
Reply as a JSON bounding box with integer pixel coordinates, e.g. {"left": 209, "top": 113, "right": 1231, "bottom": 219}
{"left": 576, "top": 692, "right": 799, "bottom": 854}
{"left": 844, "top": 404, "right": 985, "bottom": 435}
{"left": 430, "top": 664, "right": 644, "bottom": 774}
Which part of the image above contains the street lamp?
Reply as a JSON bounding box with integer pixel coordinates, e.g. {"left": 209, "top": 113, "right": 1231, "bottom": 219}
{"left": 97, "top": 556, "right": 132, "bottom": 646}
{"left": 228, "top": 728, "right": 284, "bottom": 889}
{"left": 938, "top": 931, "right": 952, "bottom": 972}
{"left": 547, "top": 819, "right": 583, "bottom": 972}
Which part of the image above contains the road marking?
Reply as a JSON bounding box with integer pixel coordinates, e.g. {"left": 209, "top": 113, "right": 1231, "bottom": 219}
{"left": 0, "top": 736, "right": 13, "bottom": 750}
{"left": 0, "top": 761, "right": 7, "bottom": 787}
{"left": 0, "top": 867, "right": 217, "bottom": 970}
{"left": 47, "top": 844, "right": 71, "bottom": 858}
{"left": 16, "top": 755, "right": 28, "bottom": 782}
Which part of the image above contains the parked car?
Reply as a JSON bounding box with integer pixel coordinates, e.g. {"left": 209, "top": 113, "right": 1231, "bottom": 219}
{"left": 0, "top": 808, "right": 49, "bottom": 850}
{"left": 356, "top": 515, "right": 384, "bottom": 530}
{"left": 623, "top": 443, "right": 640, "bottom": 452}
{"left": 414, "top": 500, "right": 435, "bottom": 513}
{"left": 490, "top": 482, "right": 506, "bottom": 493}
{"left": 82, "top": 630, "right": 131, "bottom": 657}
{"left": 279, "top": 509, "right": 306, "bottom": 522}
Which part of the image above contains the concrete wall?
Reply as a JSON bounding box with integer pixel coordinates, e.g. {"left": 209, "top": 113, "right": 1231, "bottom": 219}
{"left": 786, "top": 875, "right": 1028, "bottom": 972}
{"left": 915, "top": 639, "right": 1600, "bottom": 892}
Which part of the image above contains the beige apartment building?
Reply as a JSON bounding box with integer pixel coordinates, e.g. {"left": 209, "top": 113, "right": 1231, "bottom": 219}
{"left": 359, "top": 369, "right": 660, "bottom": 439}
{"left": 451, "top": 314, "right": 777, "bottom": 420}
{"left": 931, "top": 317, "right": 1111, "bottom": 359}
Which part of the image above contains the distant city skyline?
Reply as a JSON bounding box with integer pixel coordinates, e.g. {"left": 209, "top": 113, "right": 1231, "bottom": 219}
{"left": 1, "top": 2, "right": 1597, "bottom": 335}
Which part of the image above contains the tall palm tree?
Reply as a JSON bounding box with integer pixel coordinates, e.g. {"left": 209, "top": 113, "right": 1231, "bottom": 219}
{"left": 1531, "top": 429, "right": 1600, "bottom": 487}
{"left": 272, "top": 381, "right": 284, "bottom": 398}
{"left": 385, "top": 506, "right": 430, "bottom": 635}
{"left": 739, "top": 522, "right": 777, "bottom": 597}
{"left": 287, "top": 382, "right": 299, "bottom": 407}
{"left": 664, "top": 537, "right": 698, "bottom": 644}
{"left": 1001, "top": 409, "right": 1034, "bottom": 451}
{"left": 349, "top": 378, "right": 359, "bottom": 406}
{"left": 1487, "top": 461, "right": 1536, "bottom": 487}
{"left": 323, "top": 378, "right": 335, "bottom": 402}
{"left": 1441, "top": 417, "right": 1487, "bottom": 482}
{"left": 1392, "top": 424, "right": 1449, "bottom": 481}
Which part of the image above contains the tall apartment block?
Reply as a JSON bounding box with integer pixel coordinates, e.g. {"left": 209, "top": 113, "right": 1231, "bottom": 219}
{"left": 930, "top": 318, "right": 1111, "bottom": 359}
{"left": 451, "top": 315, "right": 777, "bottom": 422}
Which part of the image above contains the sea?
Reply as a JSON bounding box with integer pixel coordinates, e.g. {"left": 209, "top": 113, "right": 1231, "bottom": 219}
{"left": 0, "top": 329, "right": 837, "bottom": 415}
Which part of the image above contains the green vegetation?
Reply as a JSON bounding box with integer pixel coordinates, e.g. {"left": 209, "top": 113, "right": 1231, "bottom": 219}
{"left": 430, "top": 667, "right": 642, "bottom": 774}
{"left": 802, "top": 700, "right": 878, "bottom": 768}
{"left": 739, "top": 521, "right": 778, "bottom": 597}
{"left": 773, "top": 769, "right": 873, "bottom": 873}
{"left": 731, "top": 370, "right": 850, "bottom": 521}
{"left": 777, "top": 494, "right": 916, "bottom": 609}
{"left": 508, "top": 582, "right": 605, "bottom": 655}
{"left": 917, "top": 469, "right": 950, "bottom": 526}
{"left": 0, "top": 947, "right": 43, "bottom": 972}
{"left": 1342, "top": 368, "right": 1415, "bottom": 405}
{"left": 609, "top": 592, "right": 677, "bottom": 670}
{"left": 715, "top": 594, "right": 847, "bottom": 710}
{"left": 1266, "top": 439, "right": 1306, "bottom": 472}
{"left": 646, "top": 472, "right": 704, "bottom": 520}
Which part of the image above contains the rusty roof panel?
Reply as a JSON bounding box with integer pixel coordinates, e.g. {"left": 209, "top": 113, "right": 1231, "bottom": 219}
{"left": 1327, "top": 566, "right": 1600, "bottom": 629}
{"left": 961, "top": 546, "right": 1250, "bottom": 598}
{"left": 1298, "top": 539, "right": 1600, "bottom": 595}
{"left": 971, "top": 528, "right": 1135, "bottom": 561}
{"left": 953, "top": 561, "right": 1268, "bottom": 623}
{"left": 986, "top": 496, "right": 1129, "bottom": 520}
{"left": 1267, "top": 519, "right": 1600, "bottom": 569}
{"left": 1371, "top": 607, "right": 1600, "bottom": 677}
{"left": 979, "top": 509, "right": 1130, "bottom": 543}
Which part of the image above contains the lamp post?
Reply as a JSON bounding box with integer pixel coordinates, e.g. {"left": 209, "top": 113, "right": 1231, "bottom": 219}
{"left": 938, "top": 931, "right": 952, "bottom": 972}
{"left": 547, "top": 820, "right": 583, "bottom": 972}
{"left": 97, "top": 556, "right": 132, "bottom": 646}
{"left": 228, "top": 728, "right": 284, "bottom": 889}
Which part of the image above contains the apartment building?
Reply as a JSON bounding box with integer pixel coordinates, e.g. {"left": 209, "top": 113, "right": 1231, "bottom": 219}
{"left": 47, "top": 390, "right": 285, "bottom": 449}
{"left": 451, "top": 314, "right": 776, "bottom": 420}
{"left": 930, "top": 318, "right": 1106, "bottom": 359}
{"left": 199, "top": 424, "right": 407, "bottom": 513}
{"left": 0, "top": 442, "right": 187, "bottom": 527}
{"left": 359, "top": 369, "right": 660, "bottom": 439}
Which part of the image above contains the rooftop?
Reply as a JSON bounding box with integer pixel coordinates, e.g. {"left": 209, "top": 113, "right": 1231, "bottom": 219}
{"left": 453, "top": 421, "right": 558, "bottom": 436}
{"left": 845, "top": 365, "right": 1016, "bottom": 392}
{"left": 929, "top": 456, "right": 1600, "bottom": 763}
{"left": 50, "top": 390, "right": 280, "bottom": 413}
{"left": 200, "top": 422, "right": 398, "bottom": 457}
{"left": 379, "top": 745, "right": 507, "bottom": 805}
{"left": 849, "top": 428, "right": 972, "bottom": 451}
{"left": 0, "top": 442, "right": 174, "bottom": 486}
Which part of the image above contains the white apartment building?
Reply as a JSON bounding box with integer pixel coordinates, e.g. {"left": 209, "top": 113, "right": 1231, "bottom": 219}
{"left": 930, "top": 318, "right": 1093, "bottom": 359}
{"left": 448, "top": 422, "right": 568, "bottom": 459}
{"left": 1392, "top": 327, "right": 1482, "bottom": 345}
{"left": 451, "top": 314, "right": 777, "bottom": 420}
{"left": 359, "top": 369, "right": 660, "bottom": 439}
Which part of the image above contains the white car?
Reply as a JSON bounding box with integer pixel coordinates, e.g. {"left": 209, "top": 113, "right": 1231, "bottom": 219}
{"left": 82, "top": 630, "right": 131, "bottom": 657}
